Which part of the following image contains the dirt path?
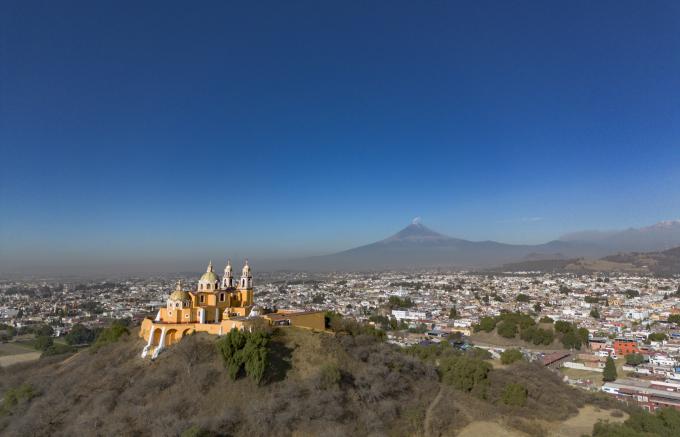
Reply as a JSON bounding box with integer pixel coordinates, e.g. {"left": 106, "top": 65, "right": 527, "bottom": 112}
{"left": 424, "top": 386, "right": 444, "bottom": 437}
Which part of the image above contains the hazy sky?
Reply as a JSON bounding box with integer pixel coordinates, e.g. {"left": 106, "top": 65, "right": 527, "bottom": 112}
{"left": 1, "top": 1, "right": 680, "bottom": 273}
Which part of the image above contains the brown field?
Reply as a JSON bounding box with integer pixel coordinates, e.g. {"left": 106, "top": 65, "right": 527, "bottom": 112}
{"left": 547, "top": 405, "right": 627, "bottom": 437}
{"left": 0, "top": 342, "right": 36, "bottom": 356}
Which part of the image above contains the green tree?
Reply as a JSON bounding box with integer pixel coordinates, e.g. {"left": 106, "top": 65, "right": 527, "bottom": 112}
{"left": 500, "top": 348, "right": 524, "bottom": 365}
{"left": 647, "top": 332, "right": 667, "bottom": 343}
{"left": 625, "top": 353, "right": 644, "bottom": 366}
{"left": 603, "top": 356, "right": 617, "bottom": 382}
{"left": 539, "top": 316, "right": 554, "bottom": 323}
{"left": 33, "top": 335, "right": 53, "bottom": 351}
{"left": 497, "top": 321, "right": 518, "bottom": 338}
{"left": 474, "top": 316, "right": 497, "bottom": 333}
{"left": 502, "top": 383, "right": 528, "bottom": 407}
{"left": 590, "top": 307, "right": 600, "bottom": 319}
{"left": 561, "top": 331, "right": 582, "bottom": 350}
{"left": 449, "top": 306, "right": 458, "bottom": 319}
{"left": 439, "top": 355, "right": 491, "bottom": 395}
{"left": 516, "top": 293, "right": 530, "bottom": 303}
{"left": 65, "top": 323, "right": 96, "bottom": 345}
{"left": 669, "top": 314, "right": 680, "bottom": 325}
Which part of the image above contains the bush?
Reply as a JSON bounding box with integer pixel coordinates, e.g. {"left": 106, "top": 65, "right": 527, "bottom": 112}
{"left": 500, "top": 349, "right": 524, "bottom": 365}
{"left": 41, "top": 342, "right": 75, "bottom": 357}
{"left": 539, "top": 316, "right": 554, "bottom": 323}
{"left": 439, "top": 355, "right": 491, "bottom": 395}
{"left": 593, "top": 407, "right": 680, "bottom": 437}
{"left": 516, "top": 294, "right": 530, "bottom": 303}
{"left": 317, "top": 363, "right": 341, "bottom": 390}
{"left": 1, "top": 383, "right": 38, "bottom": 415}
{"left": 216, "top": 329, "right": 270, "bottom": 384}
{"left": 502, "top": 383, "right": 528, "bottom": 407}
{"left": 467, "top": 347, "right": 492, "bottom": 360}
{"left": 91, "top": 320, "right": 129, "bottom": 351}
{"left": 554, "top": 320, "right": 573, "bottom": 334}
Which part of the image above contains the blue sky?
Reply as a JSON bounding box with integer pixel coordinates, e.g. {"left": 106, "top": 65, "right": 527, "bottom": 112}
{"left": 1, "top": 1, "right": 679, "bottom": 272}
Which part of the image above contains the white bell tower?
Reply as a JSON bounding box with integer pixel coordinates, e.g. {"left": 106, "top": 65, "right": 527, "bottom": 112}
{"left": 222, "top": 259, "right": 234, "bottom": 289}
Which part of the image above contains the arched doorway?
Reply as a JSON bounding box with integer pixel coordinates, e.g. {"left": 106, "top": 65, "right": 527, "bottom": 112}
{"left": 152, "top": 328, "right": 162, "bottom": 346}
{"left": 165, "top": 329, "right": 178, "bottom": 346}
{"left": 181, "top": 328, "right": 193, "bottom": 338}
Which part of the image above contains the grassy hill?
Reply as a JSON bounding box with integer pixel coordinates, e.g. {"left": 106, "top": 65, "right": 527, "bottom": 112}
{"left": 0, "top": 326, "right": 623, "bottom": 436}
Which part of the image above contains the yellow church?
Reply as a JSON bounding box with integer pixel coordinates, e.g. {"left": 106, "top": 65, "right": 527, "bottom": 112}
{"left": 140, "top": 260, "right": 324, "bottom": 359}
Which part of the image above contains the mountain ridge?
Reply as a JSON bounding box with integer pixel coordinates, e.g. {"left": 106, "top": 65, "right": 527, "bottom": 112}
{"left": 284, "top": 219, "right": 680, "bottom": 271}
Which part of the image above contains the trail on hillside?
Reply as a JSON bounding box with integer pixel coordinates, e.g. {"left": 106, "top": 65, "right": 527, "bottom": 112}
{"left": 423, "top": 385, "right": 444, "bottom": 437}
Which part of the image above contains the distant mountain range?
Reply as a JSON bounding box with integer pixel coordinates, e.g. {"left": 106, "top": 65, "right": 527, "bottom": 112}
{"left": 497, "top": 246, "right": 680, "bottom": 275}
{"left": 286, "top": 219, "right": 680, "bottom": 271}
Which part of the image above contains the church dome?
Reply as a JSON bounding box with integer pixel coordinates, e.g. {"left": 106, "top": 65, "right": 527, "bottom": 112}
{"left": 169, "top": 289, "right": 190, "bottom": 301}
{"left": 200, "top": 270, "right": 219, "bottom": 282}
{"left": 199, "top": 261, "right": 219, "bottom": 283}
{"left": 169, "top": 281, "right": 190, "bottom": 301}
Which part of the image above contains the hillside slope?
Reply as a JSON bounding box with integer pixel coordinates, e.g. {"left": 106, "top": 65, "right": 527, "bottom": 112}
{"left": 0, "top": 327, "right": 615, "bottom": 436}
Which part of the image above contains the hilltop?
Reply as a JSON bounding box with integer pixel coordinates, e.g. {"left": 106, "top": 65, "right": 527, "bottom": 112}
{"left": 0, "top": 325, "right": 627, "bottom": 437}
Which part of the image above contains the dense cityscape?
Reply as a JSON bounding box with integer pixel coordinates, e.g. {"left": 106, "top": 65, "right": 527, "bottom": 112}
{"left": 3, "top": 267, "right": 680, "bottom": 413}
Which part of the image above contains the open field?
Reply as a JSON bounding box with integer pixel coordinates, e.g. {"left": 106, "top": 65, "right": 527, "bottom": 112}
{"left": 457, "top": 421, "right": 527, "bottom": 437}
{"left": 0, "top": 340, "right": 41, "bottom": 367}
{"left": 0, "top": 342, "right": 35, "bottom": 356}
{"left": 548, "top": 405, "right": 627, "bottom": 437}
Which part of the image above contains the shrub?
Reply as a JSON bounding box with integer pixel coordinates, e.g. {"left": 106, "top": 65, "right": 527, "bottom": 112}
{"left": 502, "top": 383, "right": 528, "bottom": 407}
{"left": 539, "top": 316, "right": 554, "bottom": 323}
{"left": 516, "top": 294, "right": 530, "bottom": 303}
{"left": 500, "top": 349, "right": 524, "bottom": 365}
{"left": 1, "top": 383, "right": 38, "bottom": 415}
{"left": 91, "top": 320, "right": 129, "bottom": 352}
{"left": 439, "top": 355, "right": 491, "bottom": 395}
{"left": 317, "top": 363, "right": 341, "bottom": 390}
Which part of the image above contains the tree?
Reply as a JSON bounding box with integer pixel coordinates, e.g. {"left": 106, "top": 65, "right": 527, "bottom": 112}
{"left": 668, "top": 314, "right": 680, "bottom": 325}
{"left": 216, "top": 328, "right": 270, "bottom": 384}
{"left": 561, "top": 331, "right": 582, "bottom": 350}
{"left": 500, "top": 349, "right": 524, "bottom": 365}
{"left": 449, "top": 306, "right": 458, "bottom": 319}
{"left": 625, "top": 353, "right": 644, "bottom": 366}
{"left": 590, "top": 308, "right": 600, "bottom": 319}
{"left": 502, "top": 383, "right": 528, "bottom": 407}
{"left": 34, "top": 335, "right": 53, "bottom": 351}
{"left": 554, "top": 320, "right": 573, "bottom": 334}
{"left": 497, "top": 321, "right": 518, "bottom": 338}
{"left": 439, "top": 355, "right": 491, "bottom": 394}
{"left": 647, "top": 332, "right": 667, "bottom": 343}
{"left": 533, "top": 303, "right": 542, "bottom": 313}
{"left": 65, "top": 323, "right": 96, "bottom": 345}
{"left": 516, "top": 293, "right": 530, "bottom": 303}
{"left": 474, "top": 316, "right": 497, "bottom": 333}
{"left": 603, "top": 356, "right": 617, "bottom": 382}
{"left": 539, "top": 316, "right": 554, "bottom": 323}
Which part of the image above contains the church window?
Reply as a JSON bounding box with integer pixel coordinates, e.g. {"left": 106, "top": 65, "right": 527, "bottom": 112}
{"left": 220, "top": 293, "right": 225, "bottom": 302}
{"left": 207, "top": 283, "right": 211, "bottom": 290}
{"left": 175, "top": 302, "right": 180, "bottom": 308}
{"left": 185, "top": 314, "right": 190, "bottom": 318}
{"left": 200, "top": 295, "right": 205, "bottom": 303}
